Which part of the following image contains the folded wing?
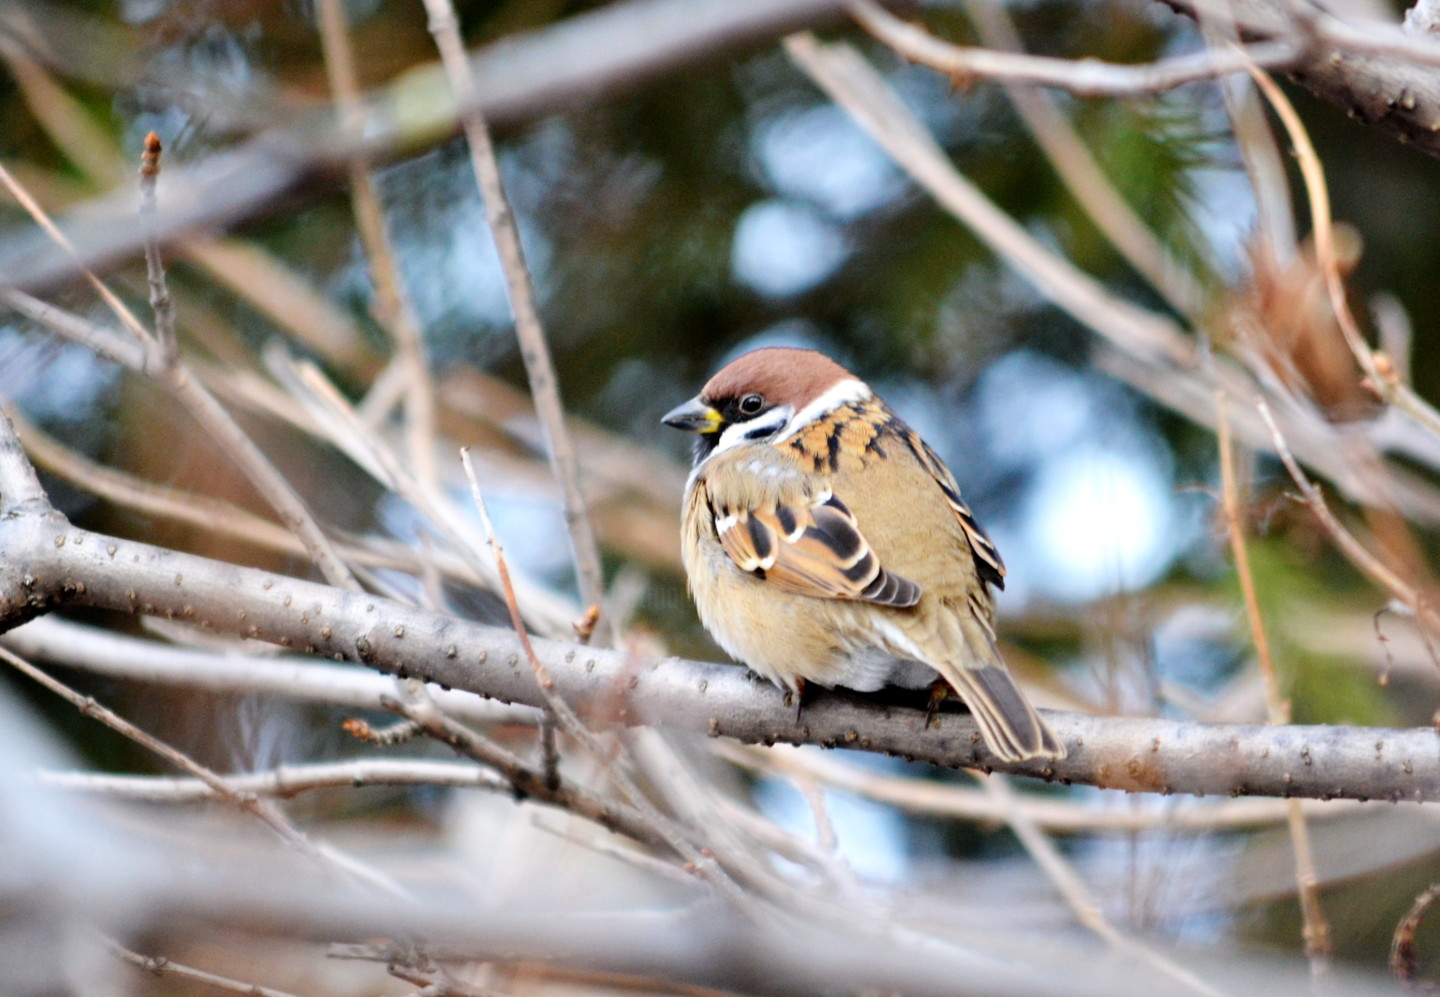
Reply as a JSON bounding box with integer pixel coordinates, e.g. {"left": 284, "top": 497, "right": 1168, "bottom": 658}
{"left": 707, "top": 479, "right": 919, "bottom": 608}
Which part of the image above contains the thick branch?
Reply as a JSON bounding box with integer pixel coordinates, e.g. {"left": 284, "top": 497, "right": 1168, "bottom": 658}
{"left": 1, "top": 504, "right": 1435, "bottom": 802}
{"left": 1161, "top": 0, "right": 1440, "bottom": 158}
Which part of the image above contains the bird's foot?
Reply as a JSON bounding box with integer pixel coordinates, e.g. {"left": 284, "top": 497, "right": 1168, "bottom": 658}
{"left": 786, "top": 677, "right": 810, "bottom": 725}
{"left": 924, "top": 679, "right": 951, "bottom": 728}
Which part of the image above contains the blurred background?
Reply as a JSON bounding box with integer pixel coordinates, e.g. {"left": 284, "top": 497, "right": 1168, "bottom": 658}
{"left": 2, "top": 0, "right": 1440, "bottom": 994}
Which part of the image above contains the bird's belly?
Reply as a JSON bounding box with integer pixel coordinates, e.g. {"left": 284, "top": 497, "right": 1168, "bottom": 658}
{"left": 697, "top": 580, "right": 851, "bottom": 691}
{"left": 693, "top": 558, "right": 935, "bottom": 692}
{"left": 839, "top": 648, "right": 937, "bottom": 692}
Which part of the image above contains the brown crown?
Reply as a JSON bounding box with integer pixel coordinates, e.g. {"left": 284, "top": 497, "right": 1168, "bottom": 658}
{"left": 700, "top": 347, "right": 856, "bottom": 409}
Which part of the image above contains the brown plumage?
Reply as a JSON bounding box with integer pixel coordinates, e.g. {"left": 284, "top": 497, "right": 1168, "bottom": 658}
{"left": 663, "top": 347, "right": 1063, "bottom": 762}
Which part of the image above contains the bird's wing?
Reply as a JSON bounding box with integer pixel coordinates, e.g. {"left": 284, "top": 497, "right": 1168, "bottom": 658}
{"left": 899, "top": 429, "right": 1007, "bottom": 591}
{"left": 701, "top": 454, "right": 919, "bottom": 608}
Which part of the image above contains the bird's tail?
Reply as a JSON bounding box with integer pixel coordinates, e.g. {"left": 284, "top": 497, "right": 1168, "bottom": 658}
{"left": 945, "top": 665, "right": 1065, "bottom": 762}
{"left": 936, "top": 607, "right": 1065, "bottom": 762}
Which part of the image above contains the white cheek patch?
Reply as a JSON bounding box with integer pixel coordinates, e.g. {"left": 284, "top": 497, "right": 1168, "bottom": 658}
{"left": 713, "top": 406, "right": 794, "bottom": 455}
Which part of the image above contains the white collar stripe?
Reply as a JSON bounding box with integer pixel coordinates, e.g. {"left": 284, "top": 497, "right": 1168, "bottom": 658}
{"left": 775, "top": 378, "right": 872, "bottom": 443}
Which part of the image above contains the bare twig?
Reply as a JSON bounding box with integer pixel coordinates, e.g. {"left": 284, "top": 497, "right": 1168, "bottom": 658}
{"left": 1391, "top": 881, "right": 1440, "bottom": 991}
{"left": 424, "top": 0, "right": 613, "bottom": 648}
{"left": 42, "top": 757, "right": 510, "bottom": 802}
{"left": 851, "top": 0, "right": 1298, "bottom": 97}
{"left": 1217, "top": 398, "right": 1286, "bottom": 719}
{"left": 380, "top": 688, "right": 673, "bottom": 854}
{"left": 0, "top": 169, "right": 361, "bottom": 590}
{"left": 0, "top": 644, "right": 408, "bottom": 897}
{"left": 0, "top": 286, "right": 147, "bottom": 369}
{"left": 0, "top": 162, "right": 157, "bottom": 352}
{"left": 1245, "top": 56, "right": 1440, "bottom": 443}
{"left": 1218, "top": 397, "right": 1332, "bottom": 973}
{"left": 1258, "top": 402, "right": 1440, "bottom": 636}
{"left": 315, "top": 0, "right": 438, "bottom": 490}
{"left": 137, "top": 131, "right": 176, "bottom": 365}
{"left": 128, "top": 147, "right": 363, "bottom": 592}
{"left": 457, "top": 449, "right": 726, "bottom": 889}
{"left": 459, "top": 449, "right": 567, "bottom": 707}
{"left": 717, "top": 742, "right": 1389, "bottom": 834}
{"left": 980, "top": 774, "right": 1225, "bottom": 997}
{"left": 108, "top": 938, "right": 306, "bottom": 997}
{"left": 461, "top": 445, "right": 578, "bottom": 789}
{"left": 956, "top": 0, "right": 1207, "bottom": 317}
{"left": 0, "top": 407, "right": 50, "bottom": 515}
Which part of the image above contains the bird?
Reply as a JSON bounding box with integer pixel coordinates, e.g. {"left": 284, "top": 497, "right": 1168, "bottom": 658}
{"left": 662, "top": 347, "right": 1064, "bottom": 762}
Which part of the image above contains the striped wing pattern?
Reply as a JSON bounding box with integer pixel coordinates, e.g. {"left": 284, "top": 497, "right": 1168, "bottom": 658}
{"left": 712, "top": 489, "right": 920, "bottom": 608}
{"left": 903, "top": 430, "right": 1007, "bottom": 591}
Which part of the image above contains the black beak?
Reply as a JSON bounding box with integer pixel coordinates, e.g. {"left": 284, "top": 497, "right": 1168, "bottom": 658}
{"left": 661, "top": 397, "right": 721, "bottom": 434}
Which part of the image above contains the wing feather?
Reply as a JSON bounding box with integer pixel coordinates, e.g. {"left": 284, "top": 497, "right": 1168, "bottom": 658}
{"left": 710, "top": 484, "right": 919, "bottom": 608}
{"left": 903, "top": 431, "right": 1007, "bottom": 591}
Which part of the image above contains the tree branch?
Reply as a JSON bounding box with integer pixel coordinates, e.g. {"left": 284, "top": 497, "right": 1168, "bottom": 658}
{"left": 1, "top": 494, "right": 1434, "bottom": 801}
{"left": 1161, "top": 0, "right": 1440, "bottom": 158}
{"left": 108, "top": 939, "right": 307, "bottom": 997}
{"left": 851, "top": 0, "right": 1300, "bottom": 97}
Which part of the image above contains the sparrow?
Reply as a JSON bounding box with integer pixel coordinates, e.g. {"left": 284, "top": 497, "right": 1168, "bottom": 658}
{"left": 663, "top": 347, "right": 1063, "bottom": 762}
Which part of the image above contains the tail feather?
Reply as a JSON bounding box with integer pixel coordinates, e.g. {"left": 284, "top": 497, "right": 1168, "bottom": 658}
{"left": 942, "top": 606, "right": 1065, "bottom": 762}
{"left": 947, "top": 666, "right": 1065, "bottom": 762}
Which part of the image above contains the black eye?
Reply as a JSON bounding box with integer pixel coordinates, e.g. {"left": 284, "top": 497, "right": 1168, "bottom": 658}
{"left": 738, "top": 393, "right": 765, "bottom": 416}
